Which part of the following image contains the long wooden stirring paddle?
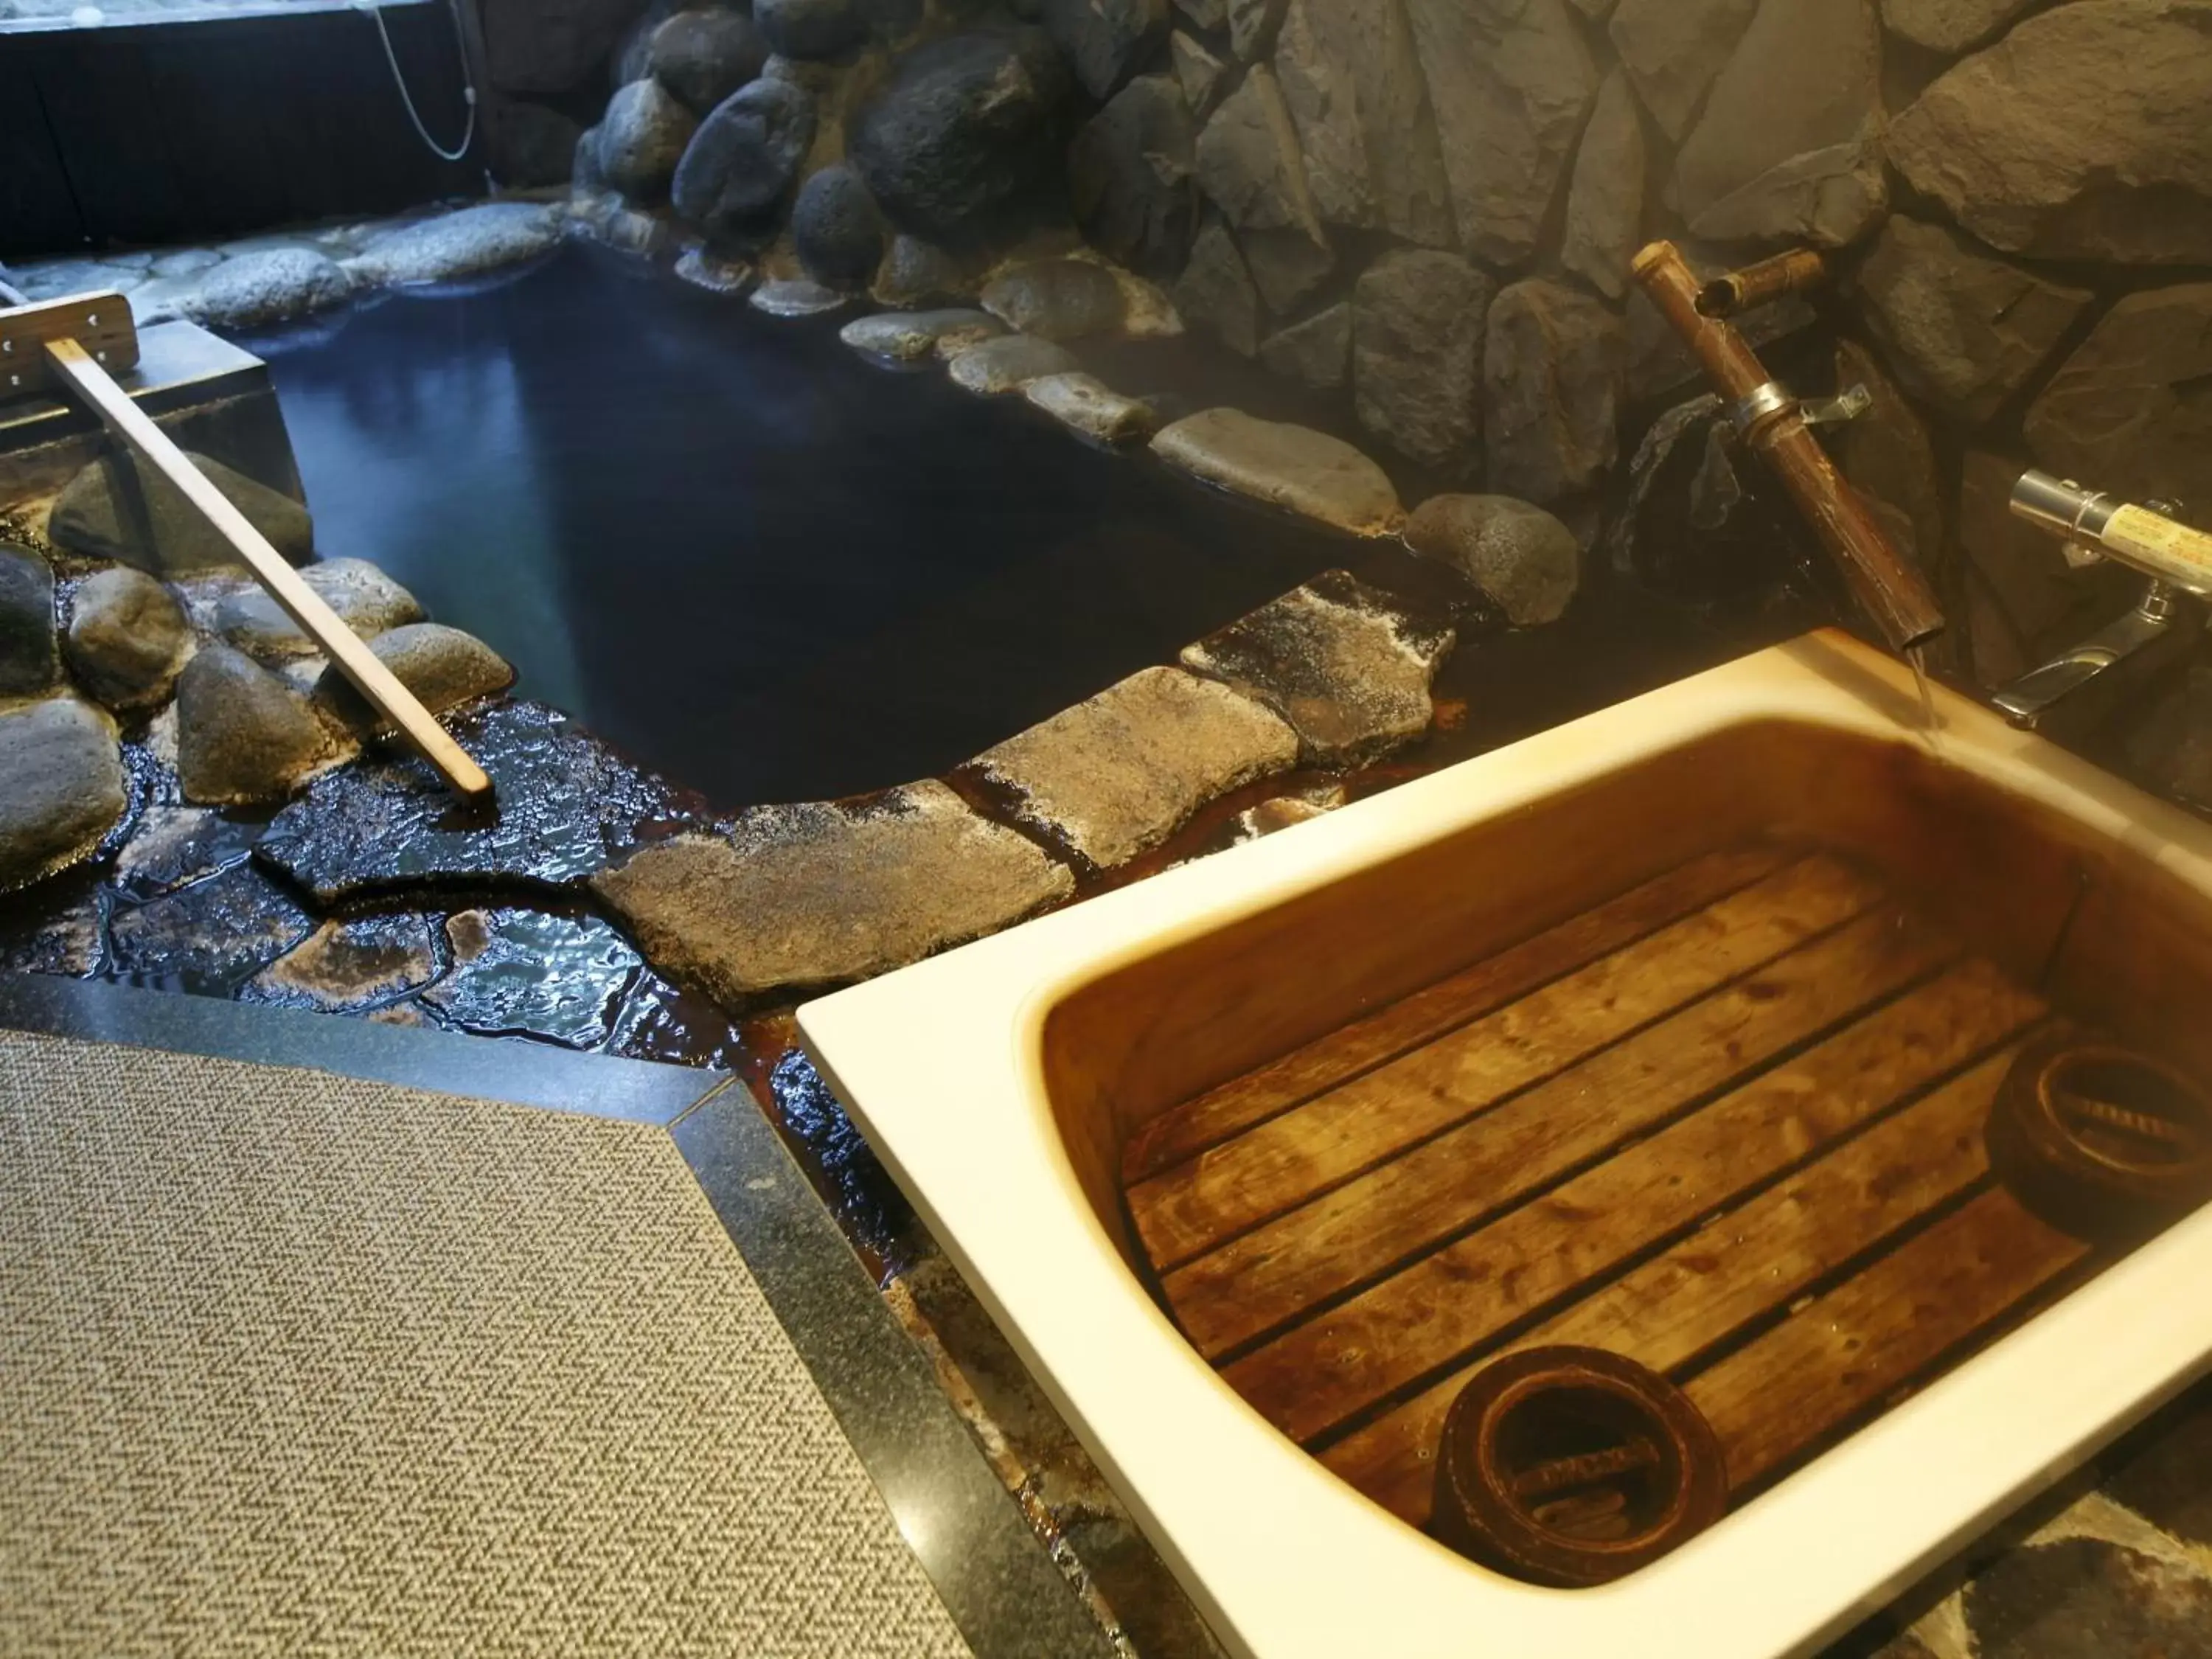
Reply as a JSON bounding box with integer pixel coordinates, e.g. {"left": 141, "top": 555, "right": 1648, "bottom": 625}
{"left": 1, "top": 290, "right": 493, "bottom": 805}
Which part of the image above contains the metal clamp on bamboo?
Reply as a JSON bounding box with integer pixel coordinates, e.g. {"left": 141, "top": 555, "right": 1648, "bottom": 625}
{"left": 0, "top": 290, "right": 494, "bottom": 806}
{"left": 1630, "top": 241, "right": 1945, "bottom": 654}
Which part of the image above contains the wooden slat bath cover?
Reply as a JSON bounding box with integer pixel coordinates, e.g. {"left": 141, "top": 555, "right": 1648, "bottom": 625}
{"left": 1120, "top": 846, "right": 2102, "bottom": 1541}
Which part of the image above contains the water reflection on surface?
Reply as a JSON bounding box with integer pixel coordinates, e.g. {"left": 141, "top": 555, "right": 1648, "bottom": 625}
{"left": 246, "top": 243, "right": 1349, "bottom": 809}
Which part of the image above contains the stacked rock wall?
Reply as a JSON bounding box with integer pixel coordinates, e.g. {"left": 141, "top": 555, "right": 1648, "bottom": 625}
{"left": 564, "top": 0, "right": 2212, "bottom": 700}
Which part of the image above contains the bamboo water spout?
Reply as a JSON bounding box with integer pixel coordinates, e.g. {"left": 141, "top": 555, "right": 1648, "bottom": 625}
{"left": 1630, "top": 240, "right": 1945, "bottom": 654}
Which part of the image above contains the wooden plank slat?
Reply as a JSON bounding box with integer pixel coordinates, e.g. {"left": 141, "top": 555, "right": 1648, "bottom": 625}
{"left": 43, "top": 340, "right": 493, "bottom": 805}
{"left": 1687, "top": 1187, "right": 2089, "bottom": 1490}
{"left": 1131, "top": 854, "right": 1882, "bottom": 1272}
{"left": 1225, "top": 960, "right": 2046, "bottom": 1444}
{"left": 1119, "top": 846, "right": 1792, "bottom": 1184}
{"left": 1163, "top": 904, "right": 1958, "bottom": 1360}
{"left": 1322, "top": 1048, "right": 2022, "bottom": 1526}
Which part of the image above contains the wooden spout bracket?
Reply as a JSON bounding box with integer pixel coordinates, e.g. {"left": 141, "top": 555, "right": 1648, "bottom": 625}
{"left": 1631, "top": 241, "right": 1945, "bottom": 653}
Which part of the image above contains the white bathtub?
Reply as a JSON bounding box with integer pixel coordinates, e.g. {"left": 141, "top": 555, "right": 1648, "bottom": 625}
{"left": 799, "top": 630, "right": 2212, "bottom": 1658}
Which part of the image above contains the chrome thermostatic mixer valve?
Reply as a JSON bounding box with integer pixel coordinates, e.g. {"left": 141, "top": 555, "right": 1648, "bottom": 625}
{"left": 2011, "top": 471, "right": 2212, "bottom": 597}
{"left": 1993, "top": 471, "right": 2212, "bottom": 734}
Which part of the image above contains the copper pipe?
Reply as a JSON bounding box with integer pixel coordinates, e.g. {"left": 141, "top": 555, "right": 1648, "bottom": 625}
{"left": 1694, "top": 248, "right": 1828, "bottom": 318}
{"left": 1632, "top": 241, "right": 1945, "bottom": 652}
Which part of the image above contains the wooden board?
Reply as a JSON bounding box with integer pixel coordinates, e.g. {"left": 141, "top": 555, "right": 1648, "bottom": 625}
{"left": 0, "top": 292, "right": 139, "bottom": 397}
{"left": 1121, "top": 844, "right": 2112, "bottom": 1551}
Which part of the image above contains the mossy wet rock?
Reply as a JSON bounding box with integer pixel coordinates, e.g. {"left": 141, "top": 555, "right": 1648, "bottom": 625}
{"left": 672, "top": 80, "right": 817, "bottom": 240}
{"left": 1022, "top": 373, "right": 1158, "bottom": 444}
{"left": 1068, "top": 75, "right": 1197, "bottom": 276}
{"left": 1854, "top": 216, "right": 2094, "bottom": 430}
{"left": 0, "top": 697, "right": 127, "bottom": 892}
{"left": 945, "top": 333, "right": 1082, "bottom": 394}
{"left": 1404, "top": 494, "right": 1580, "bottom": 626}
{"left": 2025, "top": 284, "right": 2212, "bottom": 512}
{"left": 186, "top": 248, "right": 353, "bottom": 329}
{"left": 1180, "top": 569, "right": 1453, "bottom": 765}
{"left": 176, "top": 644, "right": 344, "bottom": 807}
{"left": 313, "top": 623, "right": 515, "bottom": 737}
{"left": 1672, "top": 0, "right": 1885, "bottom": 247}
{"left": 0, "top": 543, "right": 59, "bottom": 699}
{"left": 1352, "top": 248, "right": 1492, "bottom": 472}
{"left": 792, "top": 164, "right": 886, "bottom": 287}
{"left": 592, "top": 779, "right": 1075, "bottom": 1004}
{"left": 974, "top": 665, "right": 1297, "bottom": 867}
{"left": 1043, "top": 0, "right": 1166, "bottom": 98}
{"left": 344, "top": 203, "right": 562, "bottom": 287}
{"left": 214, "top": 558, "right": 425, "bottom": 662}
{"left": 979, "top": 260, "right": 1127, "bottom": 341}
{"left": 50, "top": 450, "right": 313, "bottom": 575}
{"left": 647, "top": 8, "right": 768, "bottom": 112}
{"left": 849, "top": 29, "right": 1078, "bottom": 243}
{"left": 63, "top": 567, "right": 189, "bottom": 710}
{"left": 1888, "top": 0, "right": 2212, "bottom": 265}
{"left": 1152, "top": 408, "right": 1402, "bottom": 536}
{"left": 839, "top": 308, "right": 1004, "bottom": 360}
{"left": 599, "top": 77, "right": 700, "bottom": 198}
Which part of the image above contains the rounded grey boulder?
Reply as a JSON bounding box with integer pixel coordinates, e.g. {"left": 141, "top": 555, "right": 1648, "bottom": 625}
{"left": 313, "top": 623, "right": 515, "bottom": 736}
{"left": 0, "top": 543, "right": 58, "bottom": 699}
{"left": 649, "top": 8, "right": 769, "bottom": 113}
{"left": 599, "top": 77, "right": 700, "bottom": 198}
{"left": 187, "top": 248, "right": 353, "bottom": 330}
{"left": 176, "top": 644, "right": 341, "bottom": 806}
{"left": 849, "top": 29, "right": 1077, "bottom": 243}
{"left": 754, "top": 0, "right": 864, "bottom": 59}
{"left": 672, "top": 80, "right": 818, "bottom": 240}
{"left": 49, "top": 450, "right": 313, "bottom": 575}
{"left": 0, "top": 697, "right": 127, "bottom": 891}
{"left": 1403, "top": 494, "right": 1582, "bottom": 626}
{"left": 213, "top": 557, "right": 425, "bottom": 662}
{"left": 64, "top": 567, "right": 190, "bottom": 709}
{"left": 345, "top": 203, "right": 561, "bottom": 288}
{"left": 793, "top": 164, "right": 886, "bottom": 286}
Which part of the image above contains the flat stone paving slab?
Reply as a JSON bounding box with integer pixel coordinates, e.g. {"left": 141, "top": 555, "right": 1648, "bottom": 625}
{"left": 1180, "top": 569, "right": 1455, "bottom": 767}
{"left": 256, "top": 701, "right": 683, "bottom": 903}
{"left": 838, "top": 308, "right": 1005, "bottom": 361}
{"left": 593, "top": 779, "right": 1074, "bottom": 1005}
{"left": 1151, "top": 407, "right": 1404, "bottom": 536}
{"left": 972, "top": 665, "right": 1298, "bottom": 869}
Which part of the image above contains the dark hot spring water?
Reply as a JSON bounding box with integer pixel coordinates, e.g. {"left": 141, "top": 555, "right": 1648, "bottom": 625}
{"left": 243, "top": 241, "right": 1356, "bottom": 809}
